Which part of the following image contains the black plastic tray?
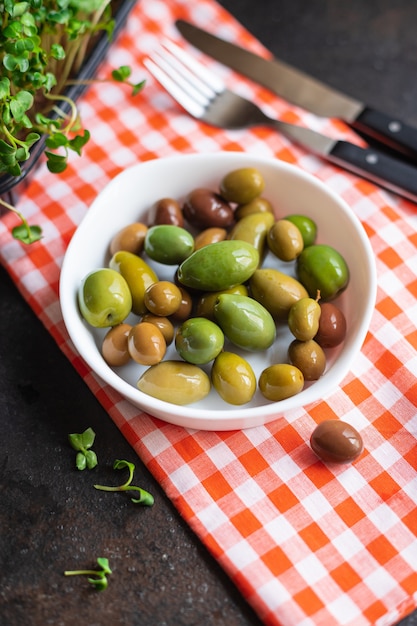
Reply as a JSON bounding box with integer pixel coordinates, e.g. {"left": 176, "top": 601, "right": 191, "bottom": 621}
{"left": 0, "top": 0, "right": 136, "bottom": 203}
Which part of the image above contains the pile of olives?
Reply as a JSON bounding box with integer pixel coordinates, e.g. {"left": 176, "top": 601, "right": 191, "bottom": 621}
{"left": 78, "top": 167, "right": 349, "bottom": 408}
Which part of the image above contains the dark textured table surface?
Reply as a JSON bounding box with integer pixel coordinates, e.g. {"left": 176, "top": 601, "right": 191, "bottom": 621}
{"left": 1, "top": 1, "right": 416, "bottom": 625}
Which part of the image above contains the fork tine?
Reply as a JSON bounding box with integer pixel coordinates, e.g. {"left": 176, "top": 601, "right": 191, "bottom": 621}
{"left": 143, "top": 56, "right": 206, "bottom": 119}
{"left": 162, "top": 40, "right": 225, "bottom": 94}
{"left": 160, "top": 41, "right": 216, "bottom": 100}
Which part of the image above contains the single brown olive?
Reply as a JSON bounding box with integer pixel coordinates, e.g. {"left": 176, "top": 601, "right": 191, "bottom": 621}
{"left": 315, "top": 302, "right": 347, "bottom": 348}
{"left": 288, "top": 339, "right": 326, "bottom": 381}
{"left": 182, "top": 188, "right": 234, "bottom": 229}
{"left": 310, "top": 419, "right": 363, "bottom": 464}
{"left": 144, "top": 281, "right": 182, "bottom": 316}
{"left": 128, "top": 322, "right": 166, "bottom": 365}
{"left": 151, "top": 197, "right": 184, "bottom": 227}
{"left": 102, "top": 323, "right": 132, "bottom": 366}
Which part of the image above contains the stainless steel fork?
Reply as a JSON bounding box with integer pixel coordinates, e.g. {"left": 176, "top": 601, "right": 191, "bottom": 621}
{"left": 143, "top": 40, "right": 417, "bottom": 203}
{"left": 143, "top": 39, "right": 331, "bottom": 149}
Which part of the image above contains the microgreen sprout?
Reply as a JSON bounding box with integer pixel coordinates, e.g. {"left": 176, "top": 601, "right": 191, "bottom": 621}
{"left": 0, "top": 195, "right": 42, "bottom": 243}
{"left": 64, "top": 557, "right": 112, "bottom": 591}
{"left": 68, "top": 427, "right": 98, "bottom": 471}
{"left": 94, "top": 459, "right": 154, "bottom": 506}
{"left": 0, "top": 1, "right": 146, "bottom": 244}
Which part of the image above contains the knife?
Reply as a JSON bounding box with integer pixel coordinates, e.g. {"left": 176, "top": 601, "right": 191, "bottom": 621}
{"left": 144, "top": 41, "right": 417, "bottom": 204}
{"left": 176, "top": 19, "right": 417, "bottom": 160}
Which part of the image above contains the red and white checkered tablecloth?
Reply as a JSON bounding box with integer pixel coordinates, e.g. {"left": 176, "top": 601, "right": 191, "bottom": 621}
{"left": 1, "top": 1, "right": 417, "bottom": 624}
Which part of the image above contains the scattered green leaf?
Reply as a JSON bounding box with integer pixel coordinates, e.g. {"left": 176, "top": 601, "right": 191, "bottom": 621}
{"left": 68, "top": 427, "right": 98, "bottom": 470}
{"left": 94, "top": 459, "right": 154, "bottom": 506}
{"left": 64, "top": 557, "right": 112, "bottom": 591}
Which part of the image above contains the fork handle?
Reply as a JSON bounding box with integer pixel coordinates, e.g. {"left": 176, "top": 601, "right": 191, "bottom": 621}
{"left": 327, "top": 141, "right": 417, "bottom": 203}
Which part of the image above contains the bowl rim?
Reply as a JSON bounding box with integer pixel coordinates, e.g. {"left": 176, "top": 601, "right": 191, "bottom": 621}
{"left": 60, "top": 152, "right": 377, "bottom": 430}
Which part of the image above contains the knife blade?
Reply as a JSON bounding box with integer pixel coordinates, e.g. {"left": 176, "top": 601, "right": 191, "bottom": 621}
{"left": 176, "top": 20, "right": 417, "bottom": 160}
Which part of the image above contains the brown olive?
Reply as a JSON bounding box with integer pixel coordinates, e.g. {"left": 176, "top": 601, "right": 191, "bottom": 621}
{"left": 128, "top": 322, "right": 166, "bottom": 365}
{"left": 144, "top": 281, "right": 182, "bottom": 316}
{"left": 141, "top": 314, "right": 175, "bottom": 345}
{"left": 288, "top": 339, "right": 326, "bottom": 381}
{"left": 315, "top": 302, "right": 347, "bottom": 348}
{"left": 150, "top": 197, "right": 184, "bottom": 227}
{"left": 109, "top": 222, "right": 148, "bottom": 256}
{"left": 102, "top": 323, "right": 132, "bottom": 366}
{"left": 183, "top": 188, "right": 234, "bottom": 229}
{"left": 310, "top": 419, "right": 363, "bottom": 463}
{"left": 169, "top": 286, "right": 194, "bottom": 322}
{"left": 194, "top": 227, "right": 227, "bottom": 250}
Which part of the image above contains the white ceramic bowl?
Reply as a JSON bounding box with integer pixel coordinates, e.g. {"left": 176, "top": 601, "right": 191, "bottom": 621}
{"left": 60, "top": 153, "right": 376, "bottom": 430}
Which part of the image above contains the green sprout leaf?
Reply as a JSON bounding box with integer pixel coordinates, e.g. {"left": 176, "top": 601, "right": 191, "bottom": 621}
{"left": 12, "top": 223, "right": 42, "bottom": 244}
{"left": 68, "top": 427, "right": 98, "bottom": 470}
{"left": 69, "top": 129, "right": 90, "bottom": 155}
{"left": 111, "top": 66, "right": 146, "bottom": 96}
{"left": 111, "top": 65, "right": 132, "bottom": 82}
{"left": 94, "top": 459, "right": 154, "bottom": 506}
{"left": 64, "top": 557, "right": 112, "bottom": 591}
{"left": 132, "top": 80, "right": 146, "bottom": 96}
{"left": 45, "top": 151, "right": 68, "bottom": 173}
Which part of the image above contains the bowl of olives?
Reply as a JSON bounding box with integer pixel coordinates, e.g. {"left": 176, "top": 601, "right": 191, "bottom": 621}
{"left": 60, "top": 152, "right": 377, "bottom": 430}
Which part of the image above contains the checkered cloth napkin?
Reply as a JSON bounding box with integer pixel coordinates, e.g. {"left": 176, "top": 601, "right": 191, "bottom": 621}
{"left": 1, "top": 0, "right": 417, "bottom": 624}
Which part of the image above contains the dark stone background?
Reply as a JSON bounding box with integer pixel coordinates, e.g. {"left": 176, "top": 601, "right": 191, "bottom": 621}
{"left": 1, "top": 1, "right": 416, "bottom": 625}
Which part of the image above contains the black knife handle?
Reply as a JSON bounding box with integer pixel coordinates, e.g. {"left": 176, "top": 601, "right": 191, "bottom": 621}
{"left": 351, "top": 107, "right": 417, "bottom": 161}
{"left": 329, "top": 141, "right": 417, "bottom": 203}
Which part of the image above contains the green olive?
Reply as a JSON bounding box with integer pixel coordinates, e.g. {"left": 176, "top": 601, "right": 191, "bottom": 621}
{"left": 109, "top": 250, "right": 158, "bottom": 316}
{"left": 175, "top": 317, "right": 224, "bottom": 364}
{"left": 284, "top": 214, "right": 317, "bottom": 247}
{"left": 220, "top": 167, "right": 265, "bottom": 204}
{"left": 213, "top": 293, "right": 276, "bottom": 351}
{"left": 102, "top": 323, "right": 132, "bottom": 366}
{"left": 259, "top": 364, "right": 304, "bottom": 401}
{"left": 196, "top": 285, "right": 248, "bottom": 321}
{"left": 297, "top": 244, "right": 349, "bottom": 300}
{"left": 128, "top": 322, "right": 166, "bottom": 365}
{"left": 267, "top": 219, "right": 304, "bottom": 262}
{"left": 137, "top": 360, "right": 211, "bottom": 405}
{"left": 177, "top": 240, "right": 259, "bottom": 292}
{"left": 235, "top": 197, "right": 274, "bottom": 220}
{"left": 144, "top": 280, "right": 182, "bottom": 316}
{"left": 228, "top": 211, "right": 275, "bottom": 260}
{"left": 211, "top": 352, "right": 256, "bottom": 405}
{"left": 288, "top": 296, "right": 321, "bottom": 341}
{"left": 288, "top": 339, "right": 326, "bottom": 381}
{"left": 144, "top": 224, "right": 194, "bottom": 265}
{"left": 249, "top": 268, "right": 308, "bottom": 320}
